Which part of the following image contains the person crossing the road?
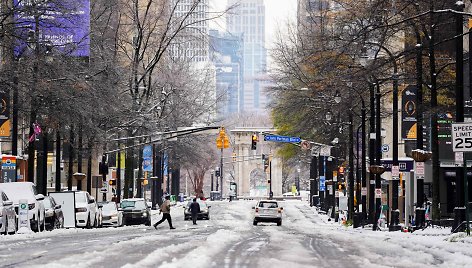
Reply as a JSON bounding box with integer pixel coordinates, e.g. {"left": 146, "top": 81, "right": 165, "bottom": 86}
{"left": 189, "top": 198, "right": 201, "bottom": 225}
{"left": 154, "top": 195, "right": 175, "bottom": 230}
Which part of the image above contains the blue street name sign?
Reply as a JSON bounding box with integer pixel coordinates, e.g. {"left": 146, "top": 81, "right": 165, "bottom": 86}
{"left": 264, "top": 134, "right": 301, "bottom": 143}
{"left": 319, "top": 176, "right": 326, "bottom": 191}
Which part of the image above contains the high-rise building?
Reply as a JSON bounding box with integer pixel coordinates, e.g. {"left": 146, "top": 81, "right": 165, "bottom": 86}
{"left": 227, "top": 0, "right": 267, "bottom": 113}
{"left": 209, "top": 30, "right": 244, "bottom": 117}
{"left": 171, "top": 0, "right": 209, "bottom": 62}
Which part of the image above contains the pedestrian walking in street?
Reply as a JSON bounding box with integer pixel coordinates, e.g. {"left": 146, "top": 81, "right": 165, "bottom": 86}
{"left": 154, "top": 195, "right": 175, "bottom": 230}
{"left": 189, "top": 198, "right": 201, "bottom": 225}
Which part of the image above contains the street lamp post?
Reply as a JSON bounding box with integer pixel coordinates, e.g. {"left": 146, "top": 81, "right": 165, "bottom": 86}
{"left": 348, "top": 110, "right": 354, "bottom": 220}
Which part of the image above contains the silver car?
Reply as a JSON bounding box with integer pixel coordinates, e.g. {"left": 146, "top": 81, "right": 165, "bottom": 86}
{"left": 253, "top": 200, "right": 283, "bottom": 226}
{"left": 0, "top": 189, "right": 17, "bottom": 235}
{"left": 100, "top": 202, "right": 123, "bottom": 227}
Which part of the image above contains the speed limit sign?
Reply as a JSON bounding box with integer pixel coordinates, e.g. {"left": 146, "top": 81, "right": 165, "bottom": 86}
{"left": 452, "top": 123, "right": 472, "bottom": 152}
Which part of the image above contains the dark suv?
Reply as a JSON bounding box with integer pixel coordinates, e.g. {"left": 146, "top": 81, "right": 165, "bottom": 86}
{"left": 119, "top": 198, "right": 151, "bottom": 226}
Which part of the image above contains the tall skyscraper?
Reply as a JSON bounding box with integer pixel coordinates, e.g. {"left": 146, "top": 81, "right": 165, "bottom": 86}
{"left": 172, "top": 0, "right": 210, "bottom": 62}
{"left": 226, "top": 0, "right": 267, "bottom": 113}
{"left": 210, "top": 30, "right": 244, "bottom": 118}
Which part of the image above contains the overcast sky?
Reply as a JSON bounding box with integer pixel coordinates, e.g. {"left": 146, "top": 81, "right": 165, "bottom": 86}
{"left": 209, "top": 0, "right": 298, "bottom": 67}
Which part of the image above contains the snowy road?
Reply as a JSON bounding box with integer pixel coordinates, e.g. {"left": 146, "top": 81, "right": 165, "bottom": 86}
{"left": 1, "top": 200, "right": 472, "bottom": 268}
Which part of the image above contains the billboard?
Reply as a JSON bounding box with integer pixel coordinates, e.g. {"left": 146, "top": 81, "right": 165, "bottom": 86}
{"left": 14, "top": 0, "right": 90, "bottom": 57}
{"left": 0, "top": 90, "right": 11, "bottom": 138}
{"left": 401, "top": 85, "right": 417, "bottom": 140}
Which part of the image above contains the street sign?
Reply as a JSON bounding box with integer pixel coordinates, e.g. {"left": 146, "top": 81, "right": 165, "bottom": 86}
{"left": 335, "top": 191, "right": 340, "bottom": 197}
{"left": 391, "top": 165, "right": 399, "bottom": 177}
{"left": 452, "top": 123, "right": 472, "bottom": 152}
{"left": 381, "top": 144, "right": 390, "bottom": 153}
{"left": 375, "top": 188, "right": 382, "bottom": 198}
{"left": 361, "top": 187, "right": 367, "bottom": 196}
{"left": 264, "top": 134, "right": 301, "bottom": 143}
{"left": 319, "top": 176, "right": 326, "bottom": 191}
{"left": 416, "top": 162, "right": 425, "bottom": 175}
{"left": 320, "top": 146, "right": 331, "bottom": 157}
{"left": 100, "top": 187, "right": 108, "bottom": 193}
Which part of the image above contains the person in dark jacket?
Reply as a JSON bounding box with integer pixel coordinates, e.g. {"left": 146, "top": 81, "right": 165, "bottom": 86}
{"left": 189, "top": 198, "right": 201, "bottom": 225}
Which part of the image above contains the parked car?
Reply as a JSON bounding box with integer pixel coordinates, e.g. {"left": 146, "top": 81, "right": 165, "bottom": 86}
{"left": 100, "top": 201, "right": 123, "bottom": 227}
{"left": 74, "top": 191, "right": 99, "bottom": 228}
{"left": 43, "top": 196, "right": 64, "bottom": 231}
{"left": 184, "top": 199, "right": 210, "bottom": 220}
{"left": 0, "top": 182, "right": 45, "bottom": 232}
{"left": 119, "top": 198, "right": 151, "bottom": 226}
{"left": 0, "top": 189, "right": 16, "bottom": 235}
{"left": 252, "top": 200, "right": 283, "bottom": 226}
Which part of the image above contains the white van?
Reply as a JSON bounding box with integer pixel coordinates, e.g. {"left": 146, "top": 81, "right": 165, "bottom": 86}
{"left": 0, "top": 182, "right": 46, "bottom": 232}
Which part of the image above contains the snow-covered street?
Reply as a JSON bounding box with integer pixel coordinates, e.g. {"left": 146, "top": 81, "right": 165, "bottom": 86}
{"left": 1, "top": 200, "right": 471, "bottom": 268}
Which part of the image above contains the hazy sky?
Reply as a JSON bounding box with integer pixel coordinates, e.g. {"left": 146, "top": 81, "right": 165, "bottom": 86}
{"left": 210, "top": 0, "right": 298, "bottom": 67}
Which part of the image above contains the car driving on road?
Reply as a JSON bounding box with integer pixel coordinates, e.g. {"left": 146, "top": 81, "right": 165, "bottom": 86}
{"left": 253, "top": 200, "right": 283, "bottom": 226}
{"left": 120, "top": 198, "right": 151, "bottom": 226}
{"left": 100, "top": 201, "right": 123, "bottom": 227}
{"left": 0, "top": 182, "right": 45, "bottom": 232}
{"left": 184, "top": 199, "right": 210, "bottom": 220}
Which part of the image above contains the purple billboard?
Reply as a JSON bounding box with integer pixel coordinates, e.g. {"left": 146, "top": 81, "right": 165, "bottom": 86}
{"left": 14, "top": 0, "right": 90, "bottom": 57}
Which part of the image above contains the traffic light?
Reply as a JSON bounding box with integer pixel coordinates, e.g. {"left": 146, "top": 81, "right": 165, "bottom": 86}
{"left": 99, "top": 160, "right": 108, "bottom": 175}
{"left": 215, "top": 169, "right": 220, "bottom": 177}
{"left": 109, "top": 179, "right": 116, "bottom": 186}
{"left": 232, "top": 153, "right": 237, "bottom": 162}
{"left": 251, "top": 134, "right": 258, "bottom": 150}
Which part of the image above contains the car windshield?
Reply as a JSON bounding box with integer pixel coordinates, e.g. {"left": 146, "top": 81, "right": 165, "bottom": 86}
{"left": 121, "top": 200, "right": 146, "bottom": 209}
{"left": 187, "top": 201, "right": 207, "bottom": 208}
{"left": 102, "top": 202, "right": 117, "bottom": 212}
{"left": 43, "top": 197, "right": 53, "bottom": 209}
{"left": 258, "top": 202, "right": 278, "bottom": 208}
{"left": 75, "top": 192, "right": 87, "bottom": 203}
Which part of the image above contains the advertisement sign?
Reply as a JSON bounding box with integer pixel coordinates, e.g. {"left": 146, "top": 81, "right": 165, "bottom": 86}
{"left": 142, "top": 145, "right": 153, "bottom": 172}
{"left": 17, "top": 199, "right": 30, "bottom": 233}
{"left": 401, "top": 85, "right": 417, "bottom": 140}
{"left": 2, "top": 156, "right": 16, "bottom": 182}
{"left": 0, "top": 90, "right": 10, "bottom": 138}
{"left": 14, "top": 0, "right": 90, "bottom": 57}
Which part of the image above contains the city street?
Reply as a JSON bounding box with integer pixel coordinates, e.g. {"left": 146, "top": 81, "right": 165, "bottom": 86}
{"left": 1, "top": 200, "right": 471, "bottom": 268}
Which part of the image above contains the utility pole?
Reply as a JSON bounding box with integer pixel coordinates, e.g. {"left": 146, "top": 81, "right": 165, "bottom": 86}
{"left": 216, "top": 127, "right": 229, "bottom": 199}
{"left": 454, "top": 1, "right": 466, "bottom": 231}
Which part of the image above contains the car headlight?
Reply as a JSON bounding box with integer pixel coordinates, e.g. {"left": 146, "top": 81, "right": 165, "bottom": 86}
{"left": 142, "top": 212, "right": 147, "bottom": 216}
{"left": 75, "top": 207, "right": 87, "bottom": 213}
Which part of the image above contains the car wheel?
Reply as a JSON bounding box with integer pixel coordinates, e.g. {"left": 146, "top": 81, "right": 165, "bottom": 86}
{"left": 277, "top": 220, "right": 282, "bottom": 226}
{"left": 146, "top": 218, "right": 151, "bottom": 226}
{"left": 253, "top": 220, "right": 258, "bottom": 226}
{"left": 207, "top": 215, "right": 210, "bottom": 220}
{"left": 94, "top": 215, "right": 98, "bottom": 228}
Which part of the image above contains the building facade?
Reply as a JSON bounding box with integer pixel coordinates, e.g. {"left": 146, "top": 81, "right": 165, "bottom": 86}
{"left": 209, "top": 30, "right": 244, "bottom": 118}
{"left": 227, "top": 0, "right": 267, "bottom": 114}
